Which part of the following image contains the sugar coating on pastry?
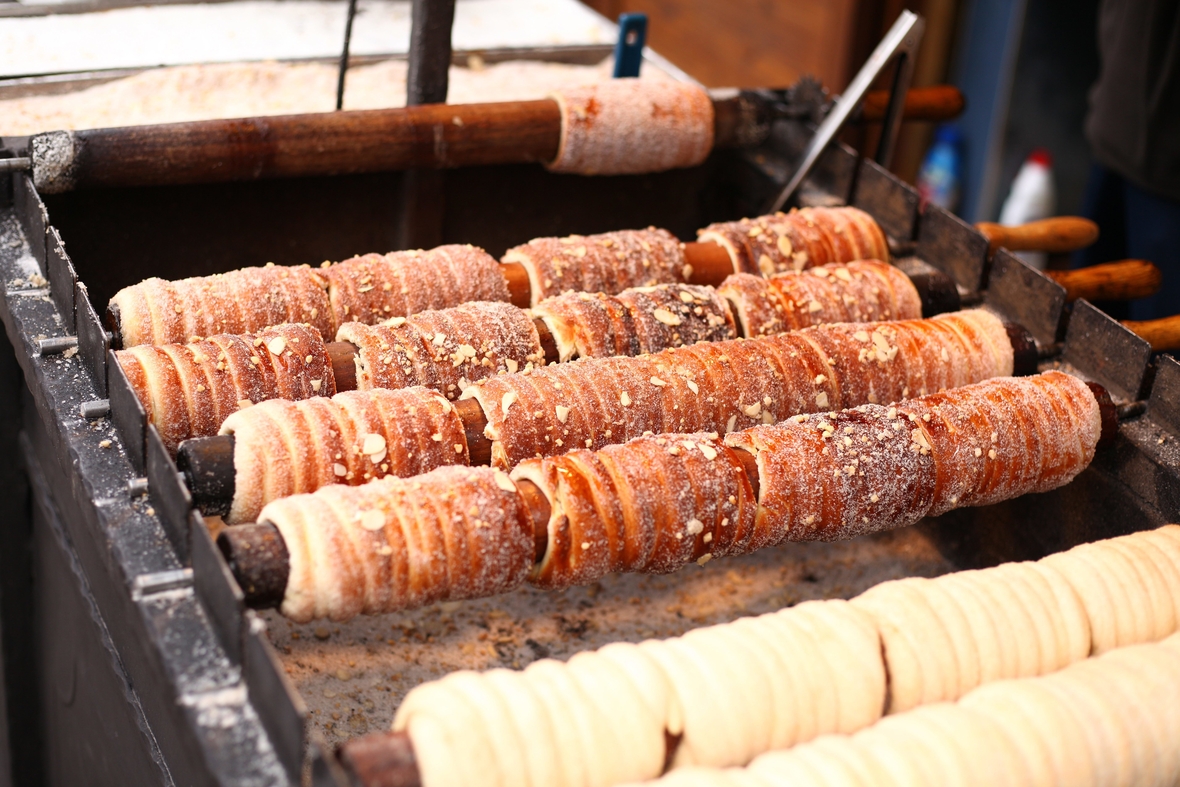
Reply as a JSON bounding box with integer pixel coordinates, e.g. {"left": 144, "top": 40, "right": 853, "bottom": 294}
{"left": 504, "top": 228, "right": 687, "bottom": 306}
{"left": 110, "top": 263, "right": 332, "bottom": 347}
{"left": 894, "top": 370, "right": 1099, "bottom": 515}
{"left": 511, "top": 432, "right": 756, "bottom": 589}
{"left": 115, "top": 322, "right": 333, "bottom": 454}
{"left": 324, "top": 244, "right": 508, "bottom": 326}
{"left": 719, "top": 260, "right": 921, "bottom": 338}
{"left": 727, "top": 404, "right": 937, "bottom": 543}
{"left": 532, "top": 283, "right": 736, "bottom": 361}
{"left": 219, "top": 386, "right": 466, "bottom": 524}
{"left": 698, "top": 206, "right": 889, "bottom": 276}
{"left": 465, "top": 309, "right": 1012, "bottom": 469}
{"left": 337, "top": 301, "right": 545, "bottom": 399}
{"left": 546, "top": 79, "right": 714, "bottom": 176}
{"left": 728, "top": 371, "right": 1097, "bottom": 542}
{"left": 262, "top": 465, "right": 531, "bottom": 622}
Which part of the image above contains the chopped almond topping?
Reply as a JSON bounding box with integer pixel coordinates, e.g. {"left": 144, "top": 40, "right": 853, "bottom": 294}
{"left": 652, "top": 308, "right": 682, "bottom": 326}
{"left": 359, "top": 510, "right": 385, "bottom": 531}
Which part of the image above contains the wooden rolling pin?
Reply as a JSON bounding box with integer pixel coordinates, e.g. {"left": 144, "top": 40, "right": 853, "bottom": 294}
{"left": 1122, "top": 315, "right": 1180, "bottom": 353}
{"left": 975, "top": 217, "right": 1099, "bottom": 256}
{"left": 30, "top": 86, "right": 963, "bottom": 193}
{"left": 1046, "top": 259, "right": 1163, "bottom": 303}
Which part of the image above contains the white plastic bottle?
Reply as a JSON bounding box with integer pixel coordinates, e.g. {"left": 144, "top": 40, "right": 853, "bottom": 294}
{"left": 998, "top": 148, "right": 1057, "bottom": 269}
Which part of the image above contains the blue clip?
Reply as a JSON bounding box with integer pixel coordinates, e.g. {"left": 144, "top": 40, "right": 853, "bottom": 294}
{"left": 612, "top": 13, "right": 647, "bottom": 78}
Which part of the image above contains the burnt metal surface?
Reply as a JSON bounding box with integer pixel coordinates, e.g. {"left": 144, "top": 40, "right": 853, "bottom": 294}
{"left": 244, "top": 612, "right": 307, "bottom": 787}
{"left": 0, "top": 192, "right": 294, "bottom": 784}
{"left": 45, "top": 227, "right": 76, "bottom": 325}
{"left": 107, "top": 347, "right": 146, "bottom": 473}
{"left": 984, "top": 249, "right": 1067, "bottom": 346}
{"left": 1061, "top": 300, "right": 1153, "bottom": 400}
{"left": 914, "top": 203, "right": 989, "bottom": 292}
{"left": 1145, "top": 355, "right": 1180, "bottom": 437}
{"left": 74, "top": 280, "right": 109, "bottom": 396}
{"left": 13, "top": 175, "right": 46, "bottom": 274}
{"left": 851, "top": 157, "right": 919, "bottom": 242}
{"left": 191, "top": 511, "right": 245, "bottom": 667}
{"left": 146, "top": 424, "right": 194, "bottom": 563}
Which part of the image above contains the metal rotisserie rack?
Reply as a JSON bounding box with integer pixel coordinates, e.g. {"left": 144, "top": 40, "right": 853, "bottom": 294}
{"left": 0, "top": 64, "right": 1178, "bottom": 787}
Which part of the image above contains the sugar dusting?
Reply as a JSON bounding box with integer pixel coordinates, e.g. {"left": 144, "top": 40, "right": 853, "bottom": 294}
{"left": 533, "top": 283, "right": 736, "bottom": 361}
{"left": 261, "top": 466, "right": 533, "bottom": 623}
{"left": 221, "top": 386, "right": 466, "bottom": 524}
{"left": 504, "top": 228, "right": 686, "bottom": 305}
{"left": 339, "top": 301, "right": 543, "bottom": 399}
{"left": 115, "top": 322, "right": 329, "bottom": 454}
{"left": 465, "top": 310, "right": 1012, "bottom": 469}
{"left": 719, "top": 260, "right": 921, "bottom": 338}
{"left": 547, "top": 79, "right": 714, "bottom": 176}
{"left": 699, "top": 206, "right": 888, "bottom": 275}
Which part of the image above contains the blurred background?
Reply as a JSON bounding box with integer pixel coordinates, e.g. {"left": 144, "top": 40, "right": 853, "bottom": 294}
{"left": 580, "top": 0, "right": 1097, "bottom": 224}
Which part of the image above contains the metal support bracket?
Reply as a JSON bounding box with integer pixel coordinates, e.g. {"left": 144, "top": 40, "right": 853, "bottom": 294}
{"left": 768, "top": 10, "right": 925, "bottom": 213}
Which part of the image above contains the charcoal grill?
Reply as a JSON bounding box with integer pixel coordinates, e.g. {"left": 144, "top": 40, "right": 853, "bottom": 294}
{"left": 0, "top": 16, "right": 1176, "bottom": 787}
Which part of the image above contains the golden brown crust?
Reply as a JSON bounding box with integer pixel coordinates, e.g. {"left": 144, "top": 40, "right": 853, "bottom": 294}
{"left": 894, "top": 370, "right": 1100, "bottom": 515}
{"left": 219, "top": 386, "right": 467, "bottom": 524}
{"left": 546, "top": 79, "right": 715, "bottom": 176}
{"left": 503, "top": 228, "right": 687, "bottom": 305}
{"left": 719, "top": 261, "right": 921, "bottom": 338}
{"left": 337, "top": 301, "right": 545, "bottom": 400}
{"left": 109, "top": 264, "right": 332, "bottom": 348}
{"left": 726, "top": 372, "right": 1100, "bottom": 541}
{"left": 324, "top": 245, "right": 509, "bottom": 325}
{"left": 726, "top": 407, "right": 937, "bottom": 543}
{"left": 114, "top": 323, "right": 334, "bottom": 454}
{"left": 513, "top": 433, "right": 755, "bottom": 588}
{"left": 697, "top": 207, "right": 889, "bottom": 276}
{"left": 465, "top": 310, "right": 1011, "bottom": 469}
{"left": 531, "top": 283, "right": 736, "bottom": 361}
{"left": 262, "top": 465, "right": 532, "bottom": 622}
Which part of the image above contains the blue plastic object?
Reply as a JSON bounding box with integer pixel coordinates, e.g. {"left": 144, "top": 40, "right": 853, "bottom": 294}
{"left": 613, "top": 13, "right": 647, "bottom": 78}
{"left": 917, "top": 124, "right": 965, "bottom": 212}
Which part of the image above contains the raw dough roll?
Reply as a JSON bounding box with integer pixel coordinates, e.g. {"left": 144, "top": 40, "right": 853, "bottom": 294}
{"left": 503, "top": 228, "right": 687, "bottom": 305}
{"left": 1041, "top": 525, "right": 1180, "bottom": 654}
{"left": 718, "top": 260, "right": 921, "bottom": 338}
{"left": 110, "top": 263, "right": 332, "bottom": 347}
{"left": 546, "top": 79, "right": 715, "bottom": 176}
{"left": 219, "top": 386, "right": 467, "bottom": 524}
{"left": 532, "top": 283, "right": 737, "bottom": 362}
{"left": 465, "top": 309, "right": 1012, "bottom": 469}
{"left": 393, "top": 599, "right": 883, "bottom": 787}
{"left": 261, "top": 465, "right": 532, "bottom": 622}
{"left": 698, "top": 206, "right": 889, "bottom": 276}
{"left": 395, "top": 641, "right": 677, "bottom": 787}
{"left": 512, "top": 433, "right": 757, "bottom": 589}
{"left": 680, "top": 632, "right": 1180, "bottom": 787}
{"left": 324, "top": 244, "right": 508, "bottom": 326}
{"left": 727, "top": 372, "right": 1099, "bottom": 542}
{"left": 115, "top": 322, "right": 333, "bottom": 454}
{"left": 337, "top": 301, "right": 545, "bottom": 400}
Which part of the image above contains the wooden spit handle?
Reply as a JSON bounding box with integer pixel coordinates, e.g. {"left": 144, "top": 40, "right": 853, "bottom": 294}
{"left": 975, "top": 217, "right": 1099, "bottom": 256}
{"left": 1122, "top": 315, "right": 1180, "bottom": 353}
{"left": 861, "top": 85, "right": 965, "bottom": 123}
{"left": 1045, "top": 260, "right": 1162, "bottom": 303}
{"left": 36, "top": 87, "right": 965, "bottom": 193}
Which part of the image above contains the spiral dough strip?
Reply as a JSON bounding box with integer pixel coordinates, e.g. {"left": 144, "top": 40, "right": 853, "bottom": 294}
{"left": 115, "top": 322, "right": 334, "bottom": 454}
{"left": 393, "top": 525, "right": 1180, "bottom": 787}
{"left": 262, "top": 371, "right": 1099, "bottom": 621}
